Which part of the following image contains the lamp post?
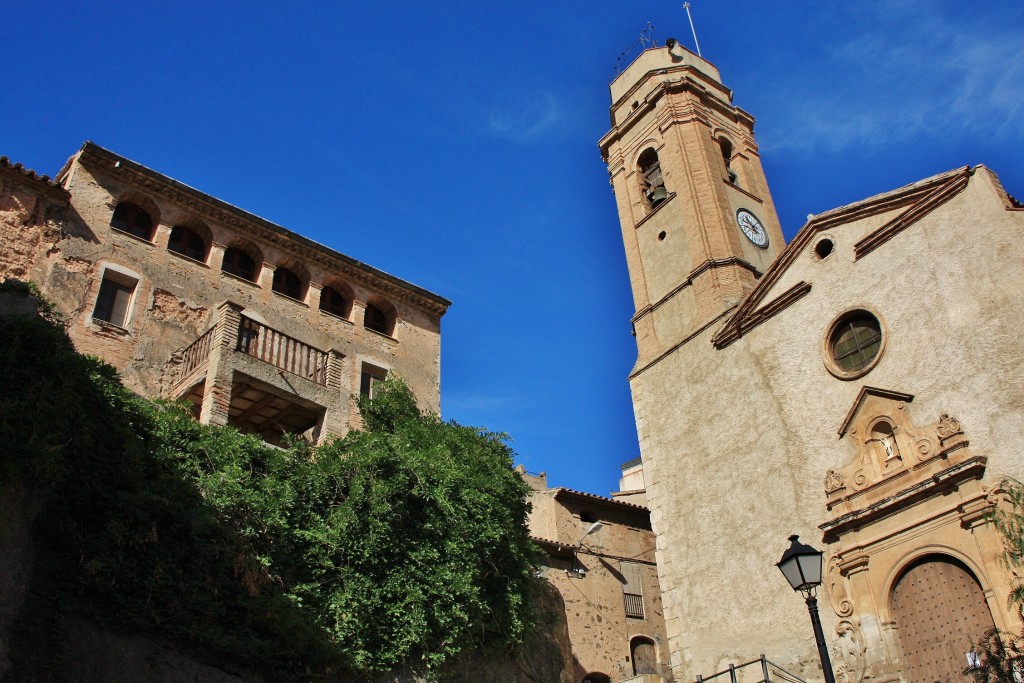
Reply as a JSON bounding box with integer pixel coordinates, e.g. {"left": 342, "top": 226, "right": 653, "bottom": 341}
{"left": 777, "top": 535, "right": 836, "bottom": 683}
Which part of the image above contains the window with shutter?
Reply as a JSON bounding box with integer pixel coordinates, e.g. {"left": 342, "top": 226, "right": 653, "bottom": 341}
{"left": 620, "top": 561, "right": 645, "bottom": 619}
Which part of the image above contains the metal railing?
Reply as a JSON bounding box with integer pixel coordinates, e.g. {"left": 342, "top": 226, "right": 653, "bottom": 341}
{"left": 237, "top": 316, "right": 328, "bottom": 385}
{"left": 695, "top": 655, "right": 806, "bottom": 683}
{"left": 179, "top": 326, "right": 215, "bottom": 379}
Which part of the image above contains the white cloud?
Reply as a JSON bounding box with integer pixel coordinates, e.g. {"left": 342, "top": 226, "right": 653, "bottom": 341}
{"left": 760, "top": 2, "right": 1024, "bottom": 154}
{"left": 487, "top": 91, "right": 563, "bottom": 143}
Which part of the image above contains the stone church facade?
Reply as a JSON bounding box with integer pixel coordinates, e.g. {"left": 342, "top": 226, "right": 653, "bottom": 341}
{"left": 600, "top": 43, "right": 1024, "bottom": 682}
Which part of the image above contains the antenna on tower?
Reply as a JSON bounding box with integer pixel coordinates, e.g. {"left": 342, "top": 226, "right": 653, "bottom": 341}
{"left": 683, "top": 2, "right": 702, "bottom": 57}
{"left": 612, "top": 22, "right": 657, "bottom": 80}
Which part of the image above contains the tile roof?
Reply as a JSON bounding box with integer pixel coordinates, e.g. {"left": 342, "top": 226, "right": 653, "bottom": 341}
{"left": 0, "top": 156, "right": 68, "bottom": 194}
{"left": 554, "top": 486, "right": 649, "bottom": 512}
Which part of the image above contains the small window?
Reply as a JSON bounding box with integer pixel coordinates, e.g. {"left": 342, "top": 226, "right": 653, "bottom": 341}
{"left": 814, "top": 238, "right": 835, "bottom": 260}
{"left": 826, "top": 310, "right": 885, "bottom": 379}
{"left": 222, "top": 247, "right": 258, "bottom": 282}
{"left": 272, "top": 267, "right": 305, "bottom": 300}
{"left": 360, "top": 364, "right": 387, "bottom": 400}
{"left": 168, "top": 225, "right": 208, "bottom": 262}
{"left": 364, "top": 303, "right": 393, "bottom": 335}
{"left": 319, "top": 286, "right": 350, "bottom": 318}
{"left": 638, "top": 148, "right": 667, "bottom": 209}
{"left": 92, "top": 272, "right": 138, "bottom": 328}
{"left": 621, "top": 561, "right": 645, "bottom": 619}
{"left": 110, "top": 202, "right": 155, "bottom": 241}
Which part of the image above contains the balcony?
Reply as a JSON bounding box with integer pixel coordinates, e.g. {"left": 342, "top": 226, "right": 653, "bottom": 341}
{"left": 170, "top": 301, "right": 346, "bottom": 445}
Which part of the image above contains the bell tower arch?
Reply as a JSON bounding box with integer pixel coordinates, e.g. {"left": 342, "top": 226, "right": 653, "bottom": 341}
{"left": 599, "top": 42, "right": 784, "bottom": 365}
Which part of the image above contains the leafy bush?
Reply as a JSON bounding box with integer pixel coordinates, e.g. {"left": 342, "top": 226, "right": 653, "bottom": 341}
{"left": 968, "top": 479, "right": 1024, "bottom": 682}
{"left": 0, "top": 300, "right": 535, "bottom": 679}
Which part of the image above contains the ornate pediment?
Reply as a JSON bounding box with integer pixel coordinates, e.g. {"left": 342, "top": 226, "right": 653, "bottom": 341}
{"left": 822, "top": 388, "right": 983, "bottom": 530}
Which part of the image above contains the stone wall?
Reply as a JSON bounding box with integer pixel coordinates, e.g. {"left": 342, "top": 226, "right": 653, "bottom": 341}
{"left": 1, "top": 145, "right": 448, "bottom": 445}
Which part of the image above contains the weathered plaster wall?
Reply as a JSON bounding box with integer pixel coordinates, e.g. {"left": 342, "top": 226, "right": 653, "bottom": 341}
{"left": 529, "top": 483, "right": 671, "bottom": 683}
{"left": 634, "top": 170, "right": 1024, "bottom": 680}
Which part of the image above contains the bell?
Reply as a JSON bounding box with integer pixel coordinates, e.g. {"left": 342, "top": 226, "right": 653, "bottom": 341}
{"left": 648, "top": 186, "right": 668, "bottom": 206}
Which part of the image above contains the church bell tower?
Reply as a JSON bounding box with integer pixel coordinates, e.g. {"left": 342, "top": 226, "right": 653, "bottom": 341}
{"left": 599, "top": 41, "right": 784, "bottom": 368}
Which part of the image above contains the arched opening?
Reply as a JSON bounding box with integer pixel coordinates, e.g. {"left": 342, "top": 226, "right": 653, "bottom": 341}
{"left": 272, "top": 265, "right": 307, "bottom": 301}
{"left": 718, "top": 136, "right": 738, "bottom": 185}
{"left": 222, "top": 245, "right": 261, "bottom": 283}
{"left": 891, "top": 554, "right": 995, "bottom": 683}
{"left": 168, "top": 223, "right": 210, "bottom": 262}
{"left": 581, "top": 674, "right": 610, "bottom": 683}
{"left": 870, "top": 420, "right": 900, "bottom": 463}
{"left": 110, "top": 201, "right": 156, "bottom": 241}
{"left": 319, "top": 282, "right": 353, "bottom": 319}
{"left": 364, "top": 300, "right": 396, "bottom": 336}
{"left": 637, "top": 148, "right": 667, "bottom": 209}
{"left": 630, "top": 636, "right": 658, "bottom": 675}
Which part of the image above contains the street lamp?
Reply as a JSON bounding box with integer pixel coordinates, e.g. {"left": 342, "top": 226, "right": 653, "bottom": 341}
{"left": 777, "top": 535, "right": 836, "bottom": 683}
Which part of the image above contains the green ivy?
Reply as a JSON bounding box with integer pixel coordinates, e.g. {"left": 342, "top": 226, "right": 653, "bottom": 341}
{"left": 0, "top": 299, "right": 536, "bottom": 680}
{"left": 968, "top": 479, "right": 1024, "bottom": 682}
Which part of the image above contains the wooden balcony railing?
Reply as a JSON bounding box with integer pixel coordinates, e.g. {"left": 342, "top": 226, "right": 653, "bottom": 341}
{"left": 179, "top": 326, "right": 215, "bottom": 379}
{"left": 237, "top": 316, "right": 328, "bottom": 385}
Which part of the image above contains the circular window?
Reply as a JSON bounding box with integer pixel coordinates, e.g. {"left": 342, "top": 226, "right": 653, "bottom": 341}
{"left": 824, "top": 309, "right": 885, "bottom": 379}
{"left": 814, "top": 238, "right": 835, "bottom": 260}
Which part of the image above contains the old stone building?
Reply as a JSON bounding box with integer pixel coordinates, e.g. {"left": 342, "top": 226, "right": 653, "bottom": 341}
{"left": 0, "top": 143, "right": 449, "bottom": 444}
{"left": 599, "top": 42, "right": 1024, "bottom": 682}
{"left": 522, "top": 467, "right": 670, "bottom": 683}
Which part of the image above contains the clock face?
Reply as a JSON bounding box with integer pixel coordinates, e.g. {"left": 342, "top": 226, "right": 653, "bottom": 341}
{"left": 737, "top": 209, "right": 769, "bottom": 248}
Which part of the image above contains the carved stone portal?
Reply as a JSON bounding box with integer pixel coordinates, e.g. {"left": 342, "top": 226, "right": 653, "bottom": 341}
{"left": 819, "top": 386, "right": 1007, "bottom": 683}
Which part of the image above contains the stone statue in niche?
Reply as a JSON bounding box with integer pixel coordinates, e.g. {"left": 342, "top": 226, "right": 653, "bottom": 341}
{"left": 866, "top": 421, "right": 901, "bottom": 467}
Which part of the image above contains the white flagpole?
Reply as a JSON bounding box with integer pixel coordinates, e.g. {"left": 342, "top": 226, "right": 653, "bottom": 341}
{"left": 683, "top": 2, "right": 702, "bottom": 57}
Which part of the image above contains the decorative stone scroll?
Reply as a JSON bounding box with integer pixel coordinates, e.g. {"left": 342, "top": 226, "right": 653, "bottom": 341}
{"left": 832, "top": 619, "right": 866, "bottom": 683}
{"left": 824, "top": 469, "right": 844, "bottom": 494}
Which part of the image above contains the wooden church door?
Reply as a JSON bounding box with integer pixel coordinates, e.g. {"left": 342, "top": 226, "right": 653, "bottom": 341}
{"left": 892, "top": 556, "right": 996, "bottom": 683}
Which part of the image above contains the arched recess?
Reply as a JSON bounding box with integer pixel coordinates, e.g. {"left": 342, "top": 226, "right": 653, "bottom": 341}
{"left": 272, "top": 259, "right": 309, "bottom": 301}
{"left": 636, "top": 147, "right": 667, "bottom": 210}
{"left": 630, "top": 636, "right": 658, "bottom": 675}
{"left": 363, "top": 297, "right": 397, "bottom": 336}
{"left": 717, "top": 135, "right": 738, "bottom": 185}
{"left": 168, "top": 218, "right": 212, "bottom": 263}
{"left": 890, "top": 554, "right": 996, "bottom": 683}
{"left": 221, "top": 240, "right": 263, "bottom": 283}
{"left": 110, "top": 191, "right": 161, "bottom": 241}
{"left": 319, "top": 278, "right": 354, "bottom": 319}
{"left": 581, "top": 674, "right": 610, "bottom": 683}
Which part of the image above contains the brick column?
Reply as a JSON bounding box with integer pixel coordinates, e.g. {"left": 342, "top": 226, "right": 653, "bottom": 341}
{"left": 198, "top": 300, "right": 244, "bottom": 427}
{"left": 326, "top": 348, "right": 345, "bottom": 389}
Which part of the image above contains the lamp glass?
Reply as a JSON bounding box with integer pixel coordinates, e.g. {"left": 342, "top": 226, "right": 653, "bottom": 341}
{"left": 779, "top": 555, "right": 806, "bottom": 592}
{"left": 796, "top": 550, "right": 823, "bottom": 587}
{"left": 777, "top": 535, "right": 824, "bottom": 592}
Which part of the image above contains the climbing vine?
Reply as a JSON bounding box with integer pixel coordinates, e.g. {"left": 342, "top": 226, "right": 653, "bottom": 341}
{"left": 0, "top": 290, "right": 535, "bottom": 679}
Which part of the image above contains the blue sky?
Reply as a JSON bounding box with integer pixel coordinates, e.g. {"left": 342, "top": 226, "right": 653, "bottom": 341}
{"left": 4, "top": 2, "right": 1022, "bottom": 495}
